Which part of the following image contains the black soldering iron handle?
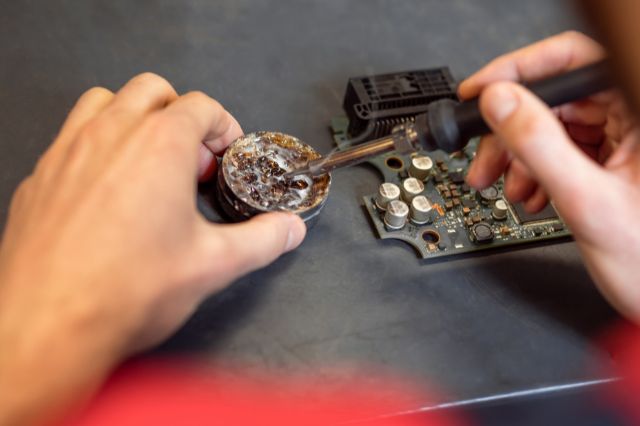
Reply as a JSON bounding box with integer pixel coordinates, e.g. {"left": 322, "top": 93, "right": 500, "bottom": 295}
{"left": 416, "top": 60, "right": 612, "bottom": 153}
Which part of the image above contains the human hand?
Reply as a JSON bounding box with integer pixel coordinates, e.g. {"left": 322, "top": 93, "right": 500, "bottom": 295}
{"left": 459, "top": 31, "right": 640, "bottom": 323}
{"left": 0, "top": 73, "right": 306, "bottom": 424}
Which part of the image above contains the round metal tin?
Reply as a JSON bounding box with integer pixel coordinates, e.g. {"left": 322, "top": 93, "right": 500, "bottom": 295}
{"left": 216, "top": 131, "right": 331, "bottom": 225}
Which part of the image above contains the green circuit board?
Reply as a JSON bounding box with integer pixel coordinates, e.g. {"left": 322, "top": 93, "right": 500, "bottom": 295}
{"left": 330, "top": 116, "right": 572, "bottom": 260}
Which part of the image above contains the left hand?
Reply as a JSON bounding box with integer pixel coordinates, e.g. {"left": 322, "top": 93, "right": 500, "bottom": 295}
{"left": 0, "top": 73, "right": 306, "bottom": 425}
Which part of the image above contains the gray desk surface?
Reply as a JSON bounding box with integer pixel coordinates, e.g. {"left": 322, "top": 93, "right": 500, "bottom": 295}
{"left": 0, "top": 0, "right": 619, "bottom": 416}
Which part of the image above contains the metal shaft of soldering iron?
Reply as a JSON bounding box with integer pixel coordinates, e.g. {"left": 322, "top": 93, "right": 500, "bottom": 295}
{"left": 295, "top": 60, "right": 612, "bottom": 177}
{"left": 291, "top": 136, "right": 397, "bottom": 176}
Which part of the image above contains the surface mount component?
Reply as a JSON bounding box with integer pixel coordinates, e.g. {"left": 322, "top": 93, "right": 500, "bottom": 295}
{"left": 492, "top": 199, "right": 509, "bottom": 220}
{"left": 401, "top": 177, "right": 425, "bottom": 202}
{"left": 384, "top": 200, "right": 409, "bottom": 230}
{"left": 375, "top": 182, "right": 401, "bottom": 210}
{"left": 471, "top": 222, "right": 495, "bottom": 243}
{"left": 511, "top": 202, "right": 560, "bottom": 225}
{"left": 410, "top": 195, "right": 435, "bottom": 225}
{"left": 479, "top": 185, "right": 500, "bottom": 204}
{"left": 330, "top": 67, "right": 572, "bottom": 260}
{"left": 409, "top": 155, "right": 434, "bottom": 181}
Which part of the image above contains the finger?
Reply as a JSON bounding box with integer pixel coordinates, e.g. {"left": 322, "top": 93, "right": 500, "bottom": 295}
{"left": 465, "top": 135, "right": 509, "bottom": 189}
{"left": 198, "top": 212, "right": 306, "bottom": 288}
{"left": 198, "top": 145, "right": 217, "bottom": 181}
{"left": 150, "top": 92, "right": 240, "bottom": 177}
{"left": 86, "top": 73, "right": 178, "bottom": 145}
{"left": 523, "top": 186, "right": 549, "bottom": 214}
{"left": 459, "top": 31, "right": 604, "bottom": 99}
{"left": 555, "top": 100, "right": 609, "bottom": 127}
{"left": 479, "top": 81, "right": 605, "bottom": 212}
{"left": 566, "top": 123, "right": 605, "bottom": 146}
{"left": 503, "top": 159, "right": 537, "bottom": 203}
{"left": 56, "top": 87, "right": 115, "bottom": 145}
{"left": 199, "top": 112, "right": 242, "bottom": 181}
{"left": 110, "top": 72, "right": 178, "bottom": 115}
{"left": 40, "top": 88, "right": 115, "bottom": 169}
{"left": 203, "top": 112, "right": 243, "bottom": 155}
{"left": 606, "top": 130, "right": 640, "bottom": 174}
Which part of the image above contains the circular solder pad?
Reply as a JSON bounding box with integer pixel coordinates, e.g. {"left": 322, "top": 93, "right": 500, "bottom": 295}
{"left": 216, "top": 132, "right": 331, "bottom": 223}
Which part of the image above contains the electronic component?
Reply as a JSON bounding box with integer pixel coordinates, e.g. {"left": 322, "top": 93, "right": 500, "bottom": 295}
{"left": 492, "top": 199, "right": 509, "bottom": 220}
{"left": 471, "top": 222, "right": 494, "bottom": 243}
{"left": 401, "top": 177, "right": 425, "bottom": 202}
{"left": 375, "top": 182, "right": 401, "bottom": 210}
{"left": 384, "top": 200, "right": 409, "bottom": 230}
{"left": 408, "top": 156, "right": 434, "bottom": 181}
{"left": 478, "top": 185, "right": 500, "bottom": 204}
{"left": 309, "top": 63, "right": 612, "bottom": 178}
{"left": 330, "top": 68, "right": 571, "bottom": 260}
{"left": 343, "top": 68, "right": 457, "bottom": 139}
{"left": 410, "top": 195, "right": 435, "bottom": 225}
{"left": 512, "top": 202, "right": 560, "bottom": 225}
{"left": 448, "top": 171, "right": 465, "bottom": 184}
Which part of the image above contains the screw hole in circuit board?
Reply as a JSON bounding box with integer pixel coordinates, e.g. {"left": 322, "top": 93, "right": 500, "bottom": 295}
{"left": 422, "top": 230, "right": 441, "bottom": 245}
{"left": 385, "top": 157, "right": 404, "bottom": 170}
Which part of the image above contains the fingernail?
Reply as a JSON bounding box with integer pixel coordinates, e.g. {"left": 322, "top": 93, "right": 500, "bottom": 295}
{"left": 484, "top": 84, "right": 519, "bottom": 125}
{"left": 284, "top": 215, "right": 306, "bottom": 252}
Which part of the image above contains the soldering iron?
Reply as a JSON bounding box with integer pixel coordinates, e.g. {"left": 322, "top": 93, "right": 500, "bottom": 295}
{"left": 288, "top": 60, "right": 612, "bottom": 177}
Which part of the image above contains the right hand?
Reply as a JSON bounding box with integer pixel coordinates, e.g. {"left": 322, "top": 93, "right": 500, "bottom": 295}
{"left": 459, "top": 31, "right": 640, "bottom": 322}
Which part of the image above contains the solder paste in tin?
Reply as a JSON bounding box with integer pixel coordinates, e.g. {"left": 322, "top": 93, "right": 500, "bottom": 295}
{"left": 219, "top": 132, "right": 331, "bottom": 220}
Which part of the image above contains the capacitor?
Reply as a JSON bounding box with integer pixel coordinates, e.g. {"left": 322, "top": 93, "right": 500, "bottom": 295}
{"left": 384, "top": 200, "right": 409, "bottom": 230}
{"left": 375, "top": 182, "right": 401, "bottom": 211}
{"left": 410, "top": 195, "right": 435, "bottom": 225}
{"left": 401, "top": 177, "right": 425, "bottom": 202}
{"left": 408, "top": 155, "right": 433, "bottom": 181}
{"left": 492, "top": 199, "right": 509, "bottom": 220}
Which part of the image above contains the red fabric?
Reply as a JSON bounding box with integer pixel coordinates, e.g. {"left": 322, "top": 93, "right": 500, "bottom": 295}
{"left": 66, "top": 321, "right": 640, "bottom": 425}
{"left": 69, "top": 360, "right": 465, "bottom": 426}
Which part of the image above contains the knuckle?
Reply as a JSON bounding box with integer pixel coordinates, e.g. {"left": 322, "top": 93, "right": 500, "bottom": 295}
{"left": 183, "top": 91, "right": 220, "bottom": 110}
{"left": 9, "top": 176, "right": 34, "bottom": 210}
{"left": 81, "top": 86, "right": 112, "bottom": 100}
{"left": 560, "top": 30, "right": 587, "bottom": 43}
{"left": 133, "top": 71, "right": 164, "bottom": 84}
{"left": 14, "top": 176, "right": 33, "bottom": 198}
{"left": 33, "top": 152, "right": 55, "bottom": 176}
{"left": 131, "top": 72, "right": 175, "bottom": 95}
{"left": 184, "top": 90, "right": 210, "bottom": 102}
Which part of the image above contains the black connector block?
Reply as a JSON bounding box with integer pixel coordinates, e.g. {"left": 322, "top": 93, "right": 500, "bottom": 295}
{"left": 343, "top": 67, "right": 457, "bottom": 140}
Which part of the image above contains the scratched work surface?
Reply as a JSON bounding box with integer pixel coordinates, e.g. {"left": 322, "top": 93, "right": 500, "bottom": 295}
{"left": 0, "top": 0, "right": 620, "bottom": 417}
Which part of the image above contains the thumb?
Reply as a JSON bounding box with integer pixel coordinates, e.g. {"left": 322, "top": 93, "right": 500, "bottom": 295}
{"left": 198, "top": 212, "right": 307, "bottom": 287}
{"left": 479, "top": 81, "right": 604, "bottom": 205}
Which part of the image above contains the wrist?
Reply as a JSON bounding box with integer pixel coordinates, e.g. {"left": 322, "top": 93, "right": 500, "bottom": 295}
{"left": 0, "top": 271, "right": 133, "bottom": 424}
